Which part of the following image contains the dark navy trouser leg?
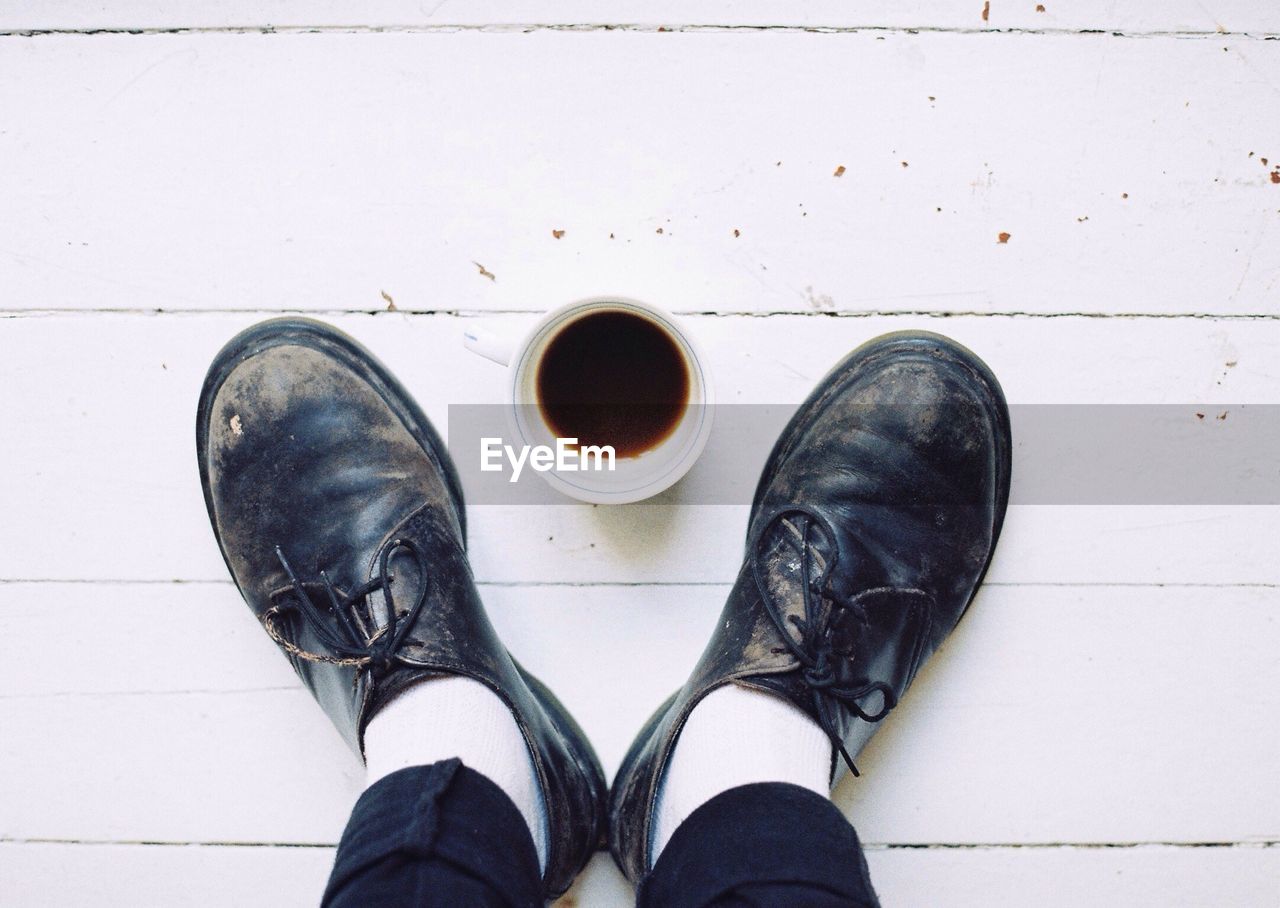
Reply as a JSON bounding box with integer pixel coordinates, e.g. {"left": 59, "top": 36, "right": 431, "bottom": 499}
{"left": 639, "top": 782, "right": 881, "bottom": 908}
{"left": 323, "top": 758, "right": 542, "bottom": 908}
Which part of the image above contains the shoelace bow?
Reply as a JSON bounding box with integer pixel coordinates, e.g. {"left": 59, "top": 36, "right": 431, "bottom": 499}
{"left": 752, "top": 507, "right": 932, "bottom": 776}
{"left": 260, "top": 538, "right": 430, "bottom": 678}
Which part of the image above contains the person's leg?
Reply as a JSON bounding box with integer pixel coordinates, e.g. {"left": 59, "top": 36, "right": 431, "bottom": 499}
{"left": 321, "top": 674, "right": 549, "bottom": 907}
{"left": 361, "top": 676, "right": 548, "bottom": 866}
{"left": 196, "top": 318, "right": 608, "bottom": 904}
{"left": 608, "top": 331, "right": 1012, "bottom": 901}
{"left": 636, "top": 684, "right": 877, "bottom": 906}
{"left": 324, "top": 761, "right": 542, "bottom": 908}
{"left": 640, "top": 782, "right": 879, "bottom": 908}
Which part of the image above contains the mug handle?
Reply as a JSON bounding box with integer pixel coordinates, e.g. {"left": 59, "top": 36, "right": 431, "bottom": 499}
{"left": 462, "top": 323, "right": 515, "bottom": 366}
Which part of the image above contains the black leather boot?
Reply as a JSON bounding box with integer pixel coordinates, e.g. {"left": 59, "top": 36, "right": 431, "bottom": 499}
{"left": 196, "top": 318, "right": 607, "bottom": 899}
{"left": 608, "top": 330, "right": 1012, "bottom": 882}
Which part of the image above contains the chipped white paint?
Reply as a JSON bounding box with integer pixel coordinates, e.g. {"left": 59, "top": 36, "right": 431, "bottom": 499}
{"left": 3, "top": 31, "right": 1280, "bottom": 319}
{"left": 0, "top": 4, "right": 1277, "bottom": 906}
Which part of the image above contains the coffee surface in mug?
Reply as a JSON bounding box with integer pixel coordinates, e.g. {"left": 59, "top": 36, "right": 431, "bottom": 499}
{"left": 536, "top": 309, "right": 690, "bottom": 458}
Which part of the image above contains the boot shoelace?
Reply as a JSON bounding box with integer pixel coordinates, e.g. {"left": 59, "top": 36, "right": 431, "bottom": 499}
{"left": 260, "top": 538, "right": 430, "bottom": 677}
{"left": 752, "top": 507, "right": 932, "bottom": 776}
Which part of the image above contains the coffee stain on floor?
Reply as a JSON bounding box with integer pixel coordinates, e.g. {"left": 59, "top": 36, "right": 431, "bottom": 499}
{"left": 997, "top": 231, "right": 1011, "bottom": 244}
{"left": 982, "top": 1, "right": 990, "bottom": 22}
{"left": 380, "top": 290, "right": 396, "bottom": 310}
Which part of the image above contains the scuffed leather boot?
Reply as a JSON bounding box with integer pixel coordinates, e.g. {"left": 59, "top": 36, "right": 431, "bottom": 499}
{"left": 196, "top": 318, "right": 607, "bottom": 899}
{"left": 609, "top": 330, "right": 1012, "bottom": 882}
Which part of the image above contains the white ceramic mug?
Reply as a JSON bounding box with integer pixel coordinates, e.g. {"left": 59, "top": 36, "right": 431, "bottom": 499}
{"left": 463, "top": 296, "right": 714, "bottom": 504}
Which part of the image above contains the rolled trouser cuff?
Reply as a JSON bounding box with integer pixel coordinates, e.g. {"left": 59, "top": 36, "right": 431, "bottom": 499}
{"left": 324, "top": 758, "right": 542, "bottom": 907}
{"left": 639, "top": 781, "right": 879, "bottom": 908}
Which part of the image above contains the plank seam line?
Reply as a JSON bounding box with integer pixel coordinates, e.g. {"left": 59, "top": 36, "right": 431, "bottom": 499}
{"left": 0, "top": 579, "right": 1276, "bottom": 589}
{"left": 2, "top": 25, "right": 1279, "bottom": 40}
{"left": 2, "top": 836, "right": 1275, "bottom": 849}
{"left": 2, "top": 309, "right": 1277, "bottom": 321}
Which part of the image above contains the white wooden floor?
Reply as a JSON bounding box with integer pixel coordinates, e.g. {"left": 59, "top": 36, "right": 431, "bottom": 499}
{"left": 2, "top": 3, "right": 1278, "bottom": 906}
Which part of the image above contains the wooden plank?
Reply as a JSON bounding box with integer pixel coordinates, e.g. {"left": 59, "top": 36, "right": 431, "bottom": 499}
{"left": 1, "top": 583, "right": 1275, "bottom": 845}
{"left": 2, "top": 32, "right": 1279, "bottom": 317}
{"left": 0, "top": 312, "right": 1276, "bottom": 585}
{"left": 0, "top": 842, "right": 336, "bottom": 908}
{"left": 1, "top": 842, "right": 1276, "bottom": 908}
{"left": 3, "top": 2, "right": 1279, "bottom": 34}
{"left": 864, "top": 844, "right": 1280, "bottom": 907}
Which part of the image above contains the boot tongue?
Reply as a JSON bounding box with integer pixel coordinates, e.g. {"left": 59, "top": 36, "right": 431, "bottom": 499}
{"left": 754, "top": 510, "right": 841, "bottom": 651}
{"left": 360, "top": 501, "right": 468, "bottom": 649}
{"left": 363, "top": 537, "right": 429, "bottom": 640}
{"left": 752, "top": 507, "right": 932, "bottom": 728}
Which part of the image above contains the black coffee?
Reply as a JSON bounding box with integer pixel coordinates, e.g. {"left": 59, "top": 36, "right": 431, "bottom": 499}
{"left": 536, "top": 309, "right": 690, "bottom": 458}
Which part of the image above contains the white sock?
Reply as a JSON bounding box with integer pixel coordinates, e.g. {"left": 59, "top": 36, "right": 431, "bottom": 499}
{"left": 363, "top": 675, "right": 549, "bottom": 870}
{"left": 650, "top": 684, "right": 833, "bottom": 864}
